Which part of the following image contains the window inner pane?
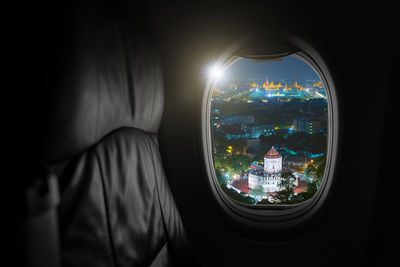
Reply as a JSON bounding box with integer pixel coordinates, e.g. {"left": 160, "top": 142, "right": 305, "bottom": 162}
{"left": 211, "top": 56, "right": 328, "bottom": 205}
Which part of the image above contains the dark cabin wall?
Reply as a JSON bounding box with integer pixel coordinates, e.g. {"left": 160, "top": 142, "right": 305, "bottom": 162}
{"left": 136, "top": 1, "right": 395, "bottom": 266}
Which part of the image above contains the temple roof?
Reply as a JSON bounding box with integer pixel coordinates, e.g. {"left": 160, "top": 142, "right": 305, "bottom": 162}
{"left": 264, "top": 146, "right": 282, "bottom": 159}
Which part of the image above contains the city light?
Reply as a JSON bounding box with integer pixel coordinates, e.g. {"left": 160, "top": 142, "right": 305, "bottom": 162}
{"left": 226, "top": 145, "right": 233, "bottom": 155}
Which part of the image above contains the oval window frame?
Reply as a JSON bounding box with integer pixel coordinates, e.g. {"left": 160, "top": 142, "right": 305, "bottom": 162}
{"left": 200, "top": 34, "right": 341, "bottom": 240}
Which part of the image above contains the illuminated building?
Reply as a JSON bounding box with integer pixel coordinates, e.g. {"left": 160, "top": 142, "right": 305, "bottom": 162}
{"left": 264, "top": 146, "right": 282, "bottom": 174}
{"left": 241, "top": 123, "right": 275, "bottom": 138}
{"left": 250, "top": 77, "right": 284, "bottom": 92}
{"left": 292, "top": 118, "right": 324, "bottom": 135}
{"left": 283, "top": 83, "right": 292, "bottom": 91}
{"left": 263, "top": 80, "right": 283, "bottom": 91}
{"left": 248, "top": 146, "right": 298, "bottom": 193}
{"left": 293, "top": 81, "right": 303, "bottom": 90}
{"left": 313, "top": 81, "right": 323, "bottom": 88}
{"left": 284, "top": 155, "right": 309, "bottom": 169}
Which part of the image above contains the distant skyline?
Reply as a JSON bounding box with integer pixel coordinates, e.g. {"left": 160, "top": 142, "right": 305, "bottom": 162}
{"left": 218, "top": 56, "right": 320, "bottom": 84}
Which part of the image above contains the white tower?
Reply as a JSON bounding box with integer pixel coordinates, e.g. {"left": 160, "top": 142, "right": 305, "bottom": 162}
{"left": 264, "top": 146, "right": 282, "bottom": 174}
{"left": 248, "top": 146, "right": 284, "bottom": 194}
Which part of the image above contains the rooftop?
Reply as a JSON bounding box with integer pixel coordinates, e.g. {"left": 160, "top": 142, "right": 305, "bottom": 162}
{"left": 265, "top": 146, "right": 282, "bottom": 159}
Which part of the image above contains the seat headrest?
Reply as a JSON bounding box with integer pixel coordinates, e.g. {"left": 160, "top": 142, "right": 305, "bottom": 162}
{"left": 42, "top": 5, "right": 164, "bottom": 163}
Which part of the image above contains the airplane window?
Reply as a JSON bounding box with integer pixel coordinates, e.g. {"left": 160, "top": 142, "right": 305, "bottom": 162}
{"left": 209, "top": 55, "right": 329, "bottom": 206}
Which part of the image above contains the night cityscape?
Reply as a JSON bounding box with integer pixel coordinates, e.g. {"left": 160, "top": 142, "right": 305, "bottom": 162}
{"left": 211, "top": 56, "right": 328, "bottom": 205}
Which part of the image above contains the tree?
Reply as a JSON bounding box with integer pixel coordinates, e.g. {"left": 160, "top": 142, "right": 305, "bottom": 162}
{"left": 215, "top": 169, "right": 226, "bottom": 186}
{"left": 214, "top": 132, "right": 228, "bottom": 149}
{"left": 254, "top": 146, "right": 271, "bottom": 163}
{"left": 305, "top": 155, "right": 326, "bottom": 187}
{"left": 213, "top": 154, "right": 224, "bottom": 170}
{"left": 293, "top": 155, "right": 327, "bottom": 203}
{"left": 232, "top": 155, "right": 252, "bottom": 172}
{"left": 314, "top": 155, "right": 326, "bottom": 185}
{"left": 250, "top": 184, "right": 265, "bottom": 203}
{"left": 214, "top": 152, "right": 252, "bottom": 180}
{"left": 230, "top": 139, "right": 247, "bottom": 155}
{"left": 291, "top": 180, "right": 318, "bottom": 203}
{"left": 274, "top": 172, "right": 297, "bottom": 204}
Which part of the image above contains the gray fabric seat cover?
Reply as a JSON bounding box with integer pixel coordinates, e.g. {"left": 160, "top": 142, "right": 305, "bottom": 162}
{"left": 42, "top": 2, "right": 192, "bottom": 266}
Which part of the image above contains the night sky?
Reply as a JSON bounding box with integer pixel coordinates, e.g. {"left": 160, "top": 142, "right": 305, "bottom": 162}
{"left": 219, "top": 56, "right": 320, "bottom": 84}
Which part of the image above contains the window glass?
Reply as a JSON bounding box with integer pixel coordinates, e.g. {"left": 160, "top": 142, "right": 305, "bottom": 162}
{"left": 210, "top": 55, "right": 328, "bottom": 205}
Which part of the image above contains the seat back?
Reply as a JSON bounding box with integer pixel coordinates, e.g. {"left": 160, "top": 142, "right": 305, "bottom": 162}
{"left": 39, "top": 2, "right": 192, "bottom": 266}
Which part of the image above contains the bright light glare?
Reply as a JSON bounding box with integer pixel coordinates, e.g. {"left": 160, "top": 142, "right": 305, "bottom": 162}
{"left": 208, "top": 64, "right": 224, "bottom": 81}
